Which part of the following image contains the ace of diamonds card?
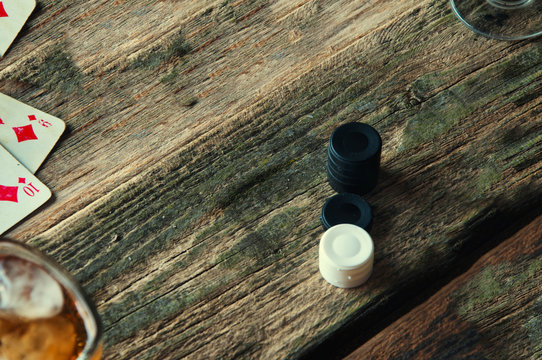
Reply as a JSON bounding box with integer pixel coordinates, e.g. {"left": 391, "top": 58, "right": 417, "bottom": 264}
{"left": 0, "top": 93, "right": 65, "bottom": 173}
{"left": 0, "top": 145, "right": 51, "bottom": 235}
{"left": 0, "top": 0, "right": 36, "bottom": 57}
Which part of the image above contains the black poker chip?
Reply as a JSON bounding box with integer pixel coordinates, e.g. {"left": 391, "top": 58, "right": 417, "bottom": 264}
{"left": 320, "top": 193, "right": 373, "bottom": 231}
{"left": 327, "top": 122, "right": 382, "bottom": 195}
{"left": 328, "top": 122, "right": 381, "bottom": 166}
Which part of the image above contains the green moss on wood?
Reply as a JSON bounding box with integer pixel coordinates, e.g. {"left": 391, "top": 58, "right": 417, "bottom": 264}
{"left": 160, "top": 68, "right": 179, "bottom": 84}
{"left": 455, "top": 259, "right": 542, "bottom": 320}
{"left": 216, "top": 207, "right": 302, "bottom": 269}
{"left": 476, "top": 162, "right": 502, "bottom": 194}
{"left": 5, "top": 45, "right": 84, "bottom": 92}
{"left": 180, "top": 95, "right": 199, "bottom": 107}
{"left": 457, "top": 267, "right": 506, "bottom": 317}
{"left": 502, "top": 134, "right": 542, "bottom": 171}
{"left": 194, "top": 220, "right": 227, "bottom": 243}
{"left": 401, "top": 45, "right": 542, "bottom": 151}
{"left": 523, "top": 296, "right": 542, "bottom": 353}
{"left": 214, "top": 0, "right": 237, "bottom": 23}
{"left": 130, "top": 30, "right": 191, "bottom": 69}
{"left": 400, "top": 88, "right": 474, "bottom": 150}
{"left": 450, "top": 259, "right": 542, "bottom": 358}
{"left": 103, "top": 273, "right": 233, "bottom": 344}
{"left": 408, "top": 72, "right": 447, "bottom": 102}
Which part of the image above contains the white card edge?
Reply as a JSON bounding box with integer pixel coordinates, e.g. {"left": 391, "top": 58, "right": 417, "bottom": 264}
{"left": 0, "top": 142, "right": 52, "bottom": 234}
{"left": 0, "top": 0, "right": 38, "bottom": 57}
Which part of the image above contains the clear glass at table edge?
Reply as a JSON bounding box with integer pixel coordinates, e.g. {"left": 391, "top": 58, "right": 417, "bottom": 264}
{"left": 0, "top": 239, "right": 103, "bottom": 360}
{"left": 450, "top": 0, "right": 542, "bottom": 40}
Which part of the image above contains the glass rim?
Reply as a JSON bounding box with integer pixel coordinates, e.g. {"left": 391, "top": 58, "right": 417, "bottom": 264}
{"left": 450, "top": 0, "right": 542, "bottom": 40}
{"left": 0, "top": 238, "right": 103, "bottom": 360}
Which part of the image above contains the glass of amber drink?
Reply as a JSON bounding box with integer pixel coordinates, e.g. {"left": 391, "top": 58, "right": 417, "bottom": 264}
{"left": 0, "top": 239, "right": 103, "bottom": 360}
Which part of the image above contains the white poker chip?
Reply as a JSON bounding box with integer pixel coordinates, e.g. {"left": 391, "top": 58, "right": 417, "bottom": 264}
{"left": 319, "top": 224, "right": 374, "bottom": 288}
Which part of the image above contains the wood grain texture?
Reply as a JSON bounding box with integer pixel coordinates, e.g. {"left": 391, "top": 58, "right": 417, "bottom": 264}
{"left": 0, "top": 0, "right": 541, "bottom": 359}
{"left": 346, "top": 214, "right": 542, "bottom": 360}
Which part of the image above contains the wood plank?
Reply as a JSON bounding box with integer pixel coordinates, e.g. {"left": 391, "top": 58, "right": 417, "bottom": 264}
{"left": 346, "top": 214, "right": 542, "bottom": 360}
{"left": 0, "top": 0, "right": 541, "bottom": 359}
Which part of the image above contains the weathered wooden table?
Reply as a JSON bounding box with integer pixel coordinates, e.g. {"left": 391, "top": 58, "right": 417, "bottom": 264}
{"left": 1, "top": 1, "right": 541, "bottom": 359}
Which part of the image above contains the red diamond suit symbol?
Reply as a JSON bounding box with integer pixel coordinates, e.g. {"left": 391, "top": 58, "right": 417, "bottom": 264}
{"left": 0, "top": 2, "right": 8, "bottom": 18}
{"left": 0, "top": 185, "right": 18, "bottom": 203}
{"left": 12, "top": 125, "right": 38, "bottom": 142}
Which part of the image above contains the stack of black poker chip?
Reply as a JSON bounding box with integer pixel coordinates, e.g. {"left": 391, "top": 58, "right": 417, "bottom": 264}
{"left": 321, "top": 122, "right": 382, "bottom": 232}
{"left": 327, "top": 122, "right": 382, "bottom": 195}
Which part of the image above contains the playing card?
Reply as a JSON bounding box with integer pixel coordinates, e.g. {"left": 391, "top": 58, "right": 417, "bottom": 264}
{"left": 0, "top": 144, "right": 51, "bottom": 235}
{"left": 0, "top": 92, "right": 66, "bottom": 173}
{"left": 0, "top": 0, "right": 36, "bottom": 57}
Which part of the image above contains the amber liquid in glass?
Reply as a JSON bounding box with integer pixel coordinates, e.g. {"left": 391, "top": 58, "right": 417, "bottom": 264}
{"left": 0, "top": 255, "right": 90, "bottom": 360}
